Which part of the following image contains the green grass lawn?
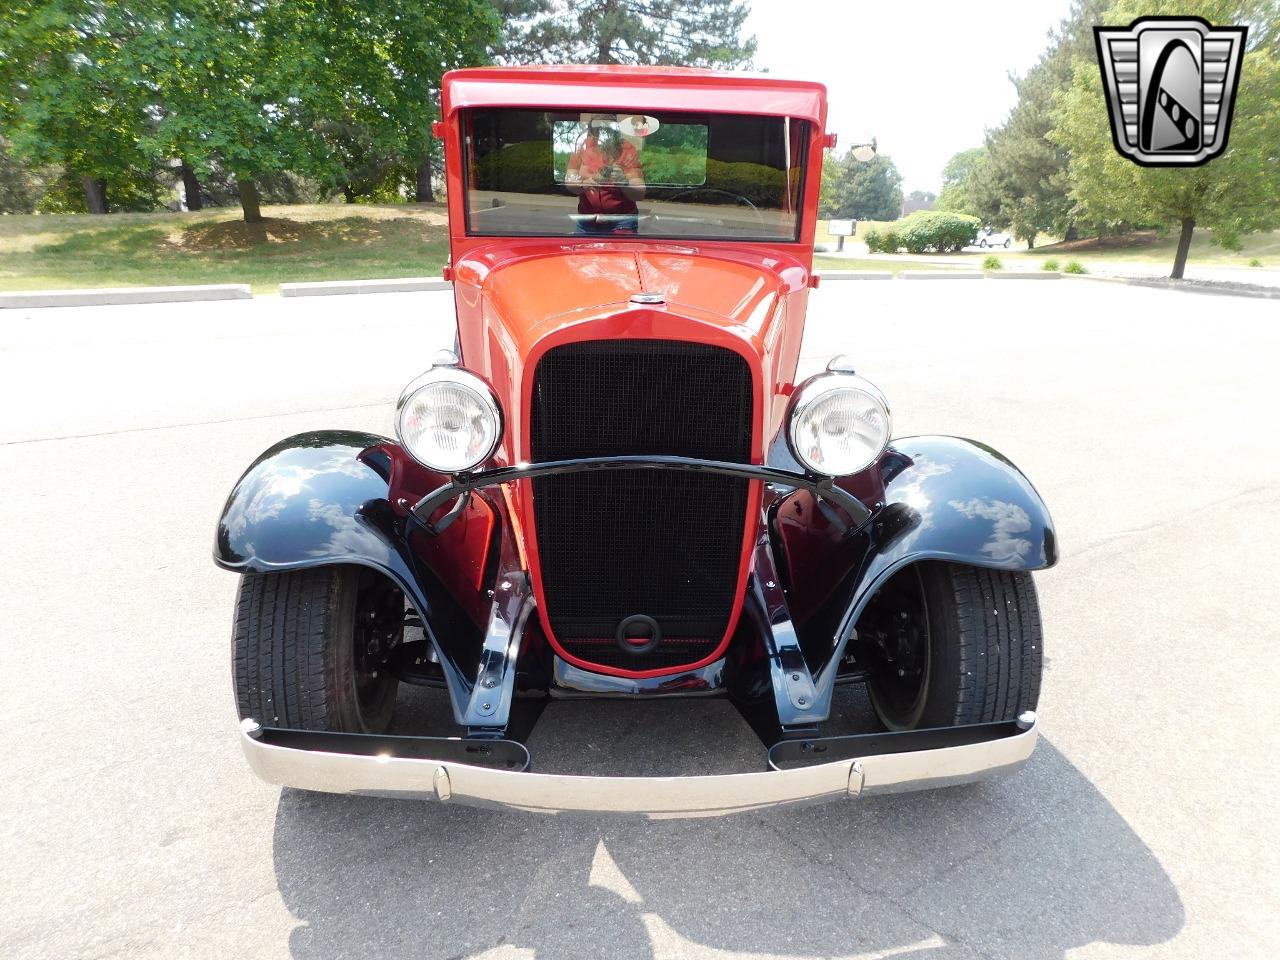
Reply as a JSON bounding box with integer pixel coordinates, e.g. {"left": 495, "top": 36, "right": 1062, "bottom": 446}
{"left": 812, "top": 256, "right": 960, "bottom": 274}
{"left": 1009, "top": 227, "right": 1279, "bottom": 270}
{"left": 4, "top": 208, "right": 1272, "bottom": 294}
{"left": 0, "top": 203, "right": 452, "bottom": 294}
{"left": 816, "top": 217, "right": 1278, "bottom": 270}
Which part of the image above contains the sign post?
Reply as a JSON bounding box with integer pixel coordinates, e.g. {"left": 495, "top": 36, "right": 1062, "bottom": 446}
{"left": 829, "top": 219, "right": 856, "bottom": 252}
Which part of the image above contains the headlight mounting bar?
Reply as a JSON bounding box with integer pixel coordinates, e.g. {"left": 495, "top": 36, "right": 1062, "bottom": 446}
{"left": 410, "top": 455, "right": 873, "bottom": 535}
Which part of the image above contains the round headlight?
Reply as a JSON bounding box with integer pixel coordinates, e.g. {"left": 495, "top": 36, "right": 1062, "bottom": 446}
{"left": 788, "top": 373, "right": 891, "bottom": 476}
{"left": 395, "top": 369, "right": 501, "bottom": 473}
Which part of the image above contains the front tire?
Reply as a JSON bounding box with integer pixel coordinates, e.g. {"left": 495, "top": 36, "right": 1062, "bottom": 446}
{"left": 860, "top": 562, "right": 1042, "bottom": 731}
{"left": 233, "top": 567, "right": 402, "bottom": 732}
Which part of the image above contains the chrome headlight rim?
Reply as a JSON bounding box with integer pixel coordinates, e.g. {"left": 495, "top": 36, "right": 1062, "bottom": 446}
{"left": 787, "top": 370, "right": 892, "bottom": 477}
{"left": 395, "top": 367, "right": 503, "bottom": 474}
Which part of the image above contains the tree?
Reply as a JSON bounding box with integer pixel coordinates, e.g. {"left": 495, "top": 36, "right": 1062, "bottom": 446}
{"left": 0, "top": 0, "right": 161, "bottom": 212}
{"left": 307, "top": 0, "right": 499, "bottom": 203}
{"left": 970, "top": 0, "right": 1111, "bottom": 246}
{"left": 935, "top": 147, "right": 986, "bottom": 217}
{"left": 1053, "top": 0, "right": 1280, "bottom": 278}
{"left": 819, "top": 151, "right": 904, "bottom": 221}
{"left": 521, "top": 0, "right": 756, "bottom": 67}
{"left": 489, "top": 0, "right": 555, "bottom": 64}
{"left": 0, "top": 135, "right": 45, "bottom": 212}
{"left": 136, "top": 0, "right": 337, "bottom": 223}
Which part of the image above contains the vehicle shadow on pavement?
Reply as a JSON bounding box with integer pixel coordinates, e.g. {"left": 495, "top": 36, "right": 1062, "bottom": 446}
{"left": 271, "top": 693, "right": 1183, "bottom": 960}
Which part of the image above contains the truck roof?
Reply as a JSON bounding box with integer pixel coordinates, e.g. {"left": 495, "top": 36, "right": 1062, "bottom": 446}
{"left": 441, "top": 65, "right": 827, "bottom": 124}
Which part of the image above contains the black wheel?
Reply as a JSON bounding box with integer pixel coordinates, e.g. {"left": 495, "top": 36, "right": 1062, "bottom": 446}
{"left": 857, "top": 562, "right": 1042, "bottom": 731}
{"left": 233, "top": 567, "right": 402, "bottom": 732}
{"left": 1004, "top": 238, "right": 1012, "bottom": 248}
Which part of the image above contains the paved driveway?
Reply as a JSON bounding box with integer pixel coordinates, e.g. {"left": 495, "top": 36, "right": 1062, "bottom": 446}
{"left": 2, "top": 280, "right": 1277, "bottom": 959}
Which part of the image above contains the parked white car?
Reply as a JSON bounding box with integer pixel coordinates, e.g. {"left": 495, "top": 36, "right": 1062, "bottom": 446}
{"left": 975, "top": 228, "right": 1013, "bottom": 249}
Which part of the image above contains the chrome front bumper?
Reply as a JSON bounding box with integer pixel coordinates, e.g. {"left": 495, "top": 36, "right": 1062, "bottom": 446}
{"left": 239, "top": 713, "right": 1038, "bottom": 819}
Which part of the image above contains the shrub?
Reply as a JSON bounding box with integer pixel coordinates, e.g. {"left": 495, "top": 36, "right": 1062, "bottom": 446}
{"left": 1042, "top": 259, "right": 1060, "bottom": 271}
{"left": 1249, "top": 258, "right": 1263, "bottom": 267}
{"left": 982, "top": 254, "right": 1003, "bottom": 270}
{"left": 1064, "top": 261, "right": 1087, "bottom": 274}
{"left": 897, "top": 210, "right": 980, "bottom": 254}
{"left": 865, "top": 228, "right": 900, "bottom": 253}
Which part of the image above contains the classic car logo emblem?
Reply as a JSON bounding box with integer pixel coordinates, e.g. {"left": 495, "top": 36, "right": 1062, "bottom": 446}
{"left": 1094, "top": 17, "right": 1247, "bottom": 166}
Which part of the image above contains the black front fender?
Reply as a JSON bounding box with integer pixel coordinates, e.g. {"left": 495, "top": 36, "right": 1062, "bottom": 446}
{"left": 213, "top": 430, "right": 483, "bottom": 723}
{"left": 779, "top": 436, "right": 1057, "bottom": 718}
{"left": 215, "top": 430, "right": 405, "bottom": 574}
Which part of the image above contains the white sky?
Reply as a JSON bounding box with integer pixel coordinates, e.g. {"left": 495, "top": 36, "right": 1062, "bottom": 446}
{"left": 746, "top": 0, "right": 1076, "bottom": 192}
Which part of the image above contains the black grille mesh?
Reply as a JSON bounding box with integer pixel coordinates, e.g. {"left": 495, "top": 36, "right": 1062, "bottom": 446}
{"left": 530, "top": 340, "right": 753, "bottom": 671}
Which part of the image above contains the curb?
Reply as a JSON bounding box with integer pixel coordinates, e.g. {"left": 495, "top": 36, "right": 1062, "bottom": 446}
{"left": 1074, "top": 273, "right": 1280, "bottom": 300}
{"left": 819, "top": 271, "right": 894, "bottom": 280}
{"left": 0, "top": 284, "right": 251, "bottom": 309}
{"left": 899, "top": 271, "right": 985, "bottom": 280}
{"left": 987, "top": 271, "right": 1062, "bottom": 279}
{"left": 280, "top": 277, "right": 452, "bottom": 297}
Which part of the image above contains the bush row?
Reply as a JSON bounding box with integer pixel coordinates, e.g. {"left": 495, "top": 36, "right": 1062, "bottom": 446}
{"left": 865, "top": 211, "right": 981, "bottom": 254}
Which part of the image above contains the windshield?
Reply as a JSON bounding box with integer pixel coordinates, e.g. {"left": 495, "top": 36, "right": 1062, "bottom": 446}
{"left": 463, "top": 109, "right": 808, "bottom": 241}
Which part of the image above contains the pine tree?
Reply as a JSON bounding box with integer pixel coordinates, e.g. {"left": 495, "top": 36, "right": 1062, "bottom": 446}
{"left": 513, "top": 0, "right": 756, "bottom": 68}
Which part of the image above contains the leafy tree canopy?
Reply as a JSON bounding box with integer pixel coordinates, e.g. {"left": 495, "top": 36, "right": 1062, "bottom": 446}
{"left": 819, "top": 150, "right": 904, "bottom": 221}
{"left": 1052, "top": 0, "right": 1280, "bottom": 276}
{"left": 0, "top": 0, "right": 163, "bottom": 212}
{"left": 935, "top": 146, "right": 986, "bottom": 216}
{"left": 0, "top": 135, "right": 45, "bottom": 212}
{"left": 969, "top": 0, "right": 1110, "bottom": 246}
{"left": 513, "top": 0, "right": 756, "bottom": 67}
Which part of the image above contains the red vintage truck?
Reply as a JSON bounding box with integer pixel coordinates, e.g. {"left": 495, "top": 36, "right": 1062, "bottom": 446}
{"left": 216, "top": 65, "right": 1055, "bottom": 817}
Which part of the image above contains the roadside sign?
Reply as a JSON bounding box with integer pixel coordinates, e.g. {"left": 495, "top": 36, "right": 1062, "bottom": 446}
{"left": 829, "top": 219, "right": 856, "bottom": 252}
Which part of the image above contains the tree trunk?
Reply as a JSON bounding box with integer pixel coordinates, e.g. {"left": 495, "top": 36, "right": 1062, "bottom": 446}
{"left": 342, "top": 184, "right": 356, "bottom": 203}
{"left": 180, "top": 162, "right": 203, "bottom": 211}
{"left": 1026, "top": 235, "right": 1035, "bottom": 250}
{"left": 1171, "top": 217, "right": 1195, "bottom": 279}
{"left": 415, "top": 156, "right": 434, "bottom": 203}
{"left": 237, "top": 178, "right": 263, "bottom": 223}
{"left": 82, "top": 176, "right": 107, "bottom": 214}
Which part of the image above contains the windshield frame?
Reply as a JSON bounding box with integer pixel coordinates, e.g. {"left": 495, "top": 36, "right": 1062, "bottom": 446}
{"left": 460, "top": 107, "right": 811, "bottom": 244}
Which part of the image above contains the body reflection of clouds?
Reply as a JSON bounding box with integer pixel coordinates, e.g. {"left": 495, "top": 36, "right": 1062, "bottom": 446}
{"left": 947, "top": 497, "right": 1033, "bottom": 563}
{"left": 882, "top": 457, "right": 953, "bottom": 548}
{"left": 224, "top": 453, "right": 371, "bottom": 541}
{"left": 305, "top": 498, "right": 387, "bottom": 560}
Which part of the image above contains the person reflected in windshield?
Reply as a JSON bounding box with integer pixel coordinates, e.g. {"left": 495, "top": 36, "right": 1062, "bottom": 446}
{"left": 565, "top": 116, "right": 646, "bottom": 235}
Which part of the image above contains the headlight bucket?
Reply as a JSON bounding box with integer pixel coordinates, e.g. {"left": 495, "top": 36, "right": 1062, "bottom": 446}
{"left": 787, "top": 370, "right": 891, "bottom": 477}
{"left": 395, "top": 367, "right": 502, "bottom": 473}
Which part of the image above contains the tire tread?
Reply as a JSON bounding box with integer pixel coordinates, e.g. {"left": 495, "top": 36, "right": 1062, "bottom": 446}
{"left": 232, "top": 569, "right": 349, "bottom": 730}
{"left": 936, "top": 563, "right": 1042, "bottom": 725}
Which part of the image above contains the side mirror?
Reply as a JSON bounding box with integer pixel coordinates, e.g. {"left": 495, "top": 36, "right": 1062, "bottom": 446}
{"left": 851, "top": 138, "right": 878, "bottom": 163}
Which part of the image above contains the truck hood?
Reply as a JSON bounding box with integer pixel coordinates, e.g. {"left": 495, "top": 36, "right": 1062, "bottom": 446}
{"left": 479, "top": 248, "right": 786, "bottom": 340}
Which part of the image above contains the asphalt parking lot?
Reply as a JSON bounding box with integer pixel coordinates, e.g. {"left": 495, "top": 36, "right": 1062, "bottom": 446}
{"left": 2, "top": 278, "right": 1277, "bottom": 959}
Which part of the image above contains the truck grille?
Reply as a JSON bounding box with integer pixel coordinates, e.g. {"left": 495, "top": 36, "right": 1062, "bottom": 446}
{"left": 530, "top": 339, "right": 753, "bottom": 672}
